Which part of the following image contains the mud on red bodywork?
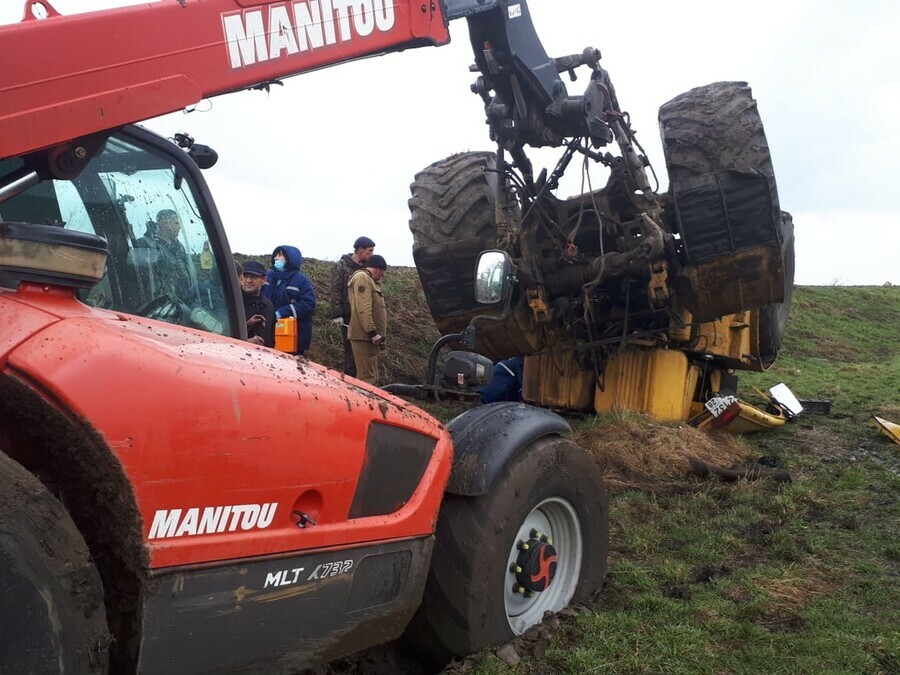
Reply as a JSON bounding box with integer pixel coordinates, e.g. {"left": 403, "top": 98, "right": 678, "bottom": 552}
{"left": 0, "top": 288, "right": 61, "bottom": 365}
{"left": 3, "top": 291, "right": 451, "bottom": 567}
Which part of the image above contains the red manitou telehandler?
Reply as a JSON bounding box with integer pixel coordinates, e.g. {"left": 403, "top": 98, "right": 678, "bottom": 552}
{"left": 0, "top": 0, "right": 791, "bottom": 672}
{"left": 0, "top": 1, "right": 614, "bottom": 672}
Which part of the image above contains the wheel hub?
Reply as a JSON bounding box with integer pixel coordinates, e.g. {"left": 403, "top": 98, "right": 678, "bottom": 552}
{"left": 512, "top": 530, "right": 558, "bottom": 594}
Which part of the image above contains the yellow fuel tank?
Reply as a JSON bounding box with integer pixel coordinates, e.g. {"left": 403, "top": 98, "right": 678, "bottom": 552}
{"left": 523, "top": 349, "right": 595, "bottom": 412}
{"left": 594, "top": 348, "right": 700, "bottom": 422}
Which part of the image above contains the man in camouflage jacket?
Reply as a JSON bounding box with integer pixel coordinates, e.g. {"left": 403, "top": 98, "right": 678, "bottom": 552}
{"left": 347, "top": 255, "right": 387, "bottom": 385}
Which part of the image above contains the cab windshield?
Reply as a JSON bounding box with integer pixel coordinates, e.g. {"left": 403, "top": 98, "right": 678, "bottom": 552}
{"left": 0, "top": 131, "right": 233, "bottom": 336}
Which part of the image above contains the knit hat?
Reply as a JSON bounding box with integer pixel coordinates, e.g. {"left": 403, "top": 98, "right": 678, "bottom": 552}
{"left": 365, "top": 254, "right": 387, "bottom": 270}
{"left": 353, "top": 236, "right": 376, "bottom": 250}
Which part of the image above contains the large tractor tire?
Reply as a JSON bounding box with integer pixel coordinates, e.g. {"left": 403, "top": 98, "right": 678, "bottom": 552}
{"left": 409, "top": 151, "right": 504, "bottom": 335}
{"left": 659, "top": 81, "right": 776, "bottom": 180}
{"left": 0, "top": 451, "right": 110, "bottom": 673}
{"left": 404, "top": 437, "right": 608, "bottom": 667}
{"left": 659, "top": 81, "right": 794, "bottom": 362}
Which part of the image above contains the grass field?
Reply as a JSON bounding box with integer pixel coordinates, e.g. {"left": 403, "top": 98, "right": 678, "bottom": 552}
{"left": 249, "top": 255, "right": 899, "bottom": 674}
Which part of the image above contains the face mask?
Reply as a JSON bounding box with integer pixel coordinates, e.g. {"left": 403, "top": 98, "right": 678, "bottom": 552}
{"left": 273, "top": 259, "right": 285, "bottom": 271}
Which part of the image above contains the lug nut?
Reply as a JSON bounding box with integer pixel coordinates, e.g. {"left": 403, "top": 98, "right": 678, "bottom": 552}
{"left": 512, "top": 584, "right": 526, "bottom": 594}
{"left": 517, "top": 540, "right": 529, "bottom": 551}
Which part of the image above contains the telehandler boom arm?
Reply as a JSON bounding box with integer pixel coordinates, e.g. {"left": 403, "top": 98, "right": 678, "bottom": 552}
{"left": 1, "top": 0, "right": 612, "bottom": 177}
{"left": 0, "top": 0, "right": 451, "bottom": 159}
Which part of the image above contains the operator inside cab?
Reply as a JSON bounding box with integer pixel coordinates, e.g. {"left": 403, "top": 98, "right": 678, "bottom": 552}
{"left": 132, "top": 209, "right": 192, "bottom": 299}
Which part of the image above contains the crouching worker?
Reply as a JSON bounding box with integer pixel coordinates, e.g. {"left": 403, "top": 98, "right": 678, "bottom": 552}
{"left": 478, "top": 356, "right": 524, "bottom": 403}
{"left": 348, "top": 255, "right": 387, "bottom": 385}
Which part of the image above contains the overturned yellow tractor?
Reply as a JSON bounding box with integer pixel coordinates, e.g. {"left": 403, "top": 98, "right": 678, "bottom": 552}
{"left": 410, "top": 82, "right": 794, "bottom": 431}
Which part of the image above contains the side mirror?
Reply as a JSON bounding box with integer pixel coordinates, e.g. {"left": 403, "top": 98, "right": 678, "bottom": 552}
{"left": 173, "top": 132, "right": 219, "bottom": 170}
{"left": 474, "top": 250, "right": 513, "bottom": 305}
{"left": 188, "top": 144, "right": 219, "bottom": 170}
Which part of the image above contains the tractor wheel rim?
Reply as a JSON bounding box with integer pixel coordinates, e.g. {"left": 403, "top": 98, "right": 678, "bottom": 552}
{"left": 504, "top": 497, "right": 582, "bottom": 635}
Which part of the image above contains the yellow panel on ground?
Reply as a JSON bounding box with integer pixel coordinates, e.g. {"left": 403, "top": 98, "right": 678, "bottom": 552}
{"left": 872, "top": 416, "right": 900, "bottom": 445}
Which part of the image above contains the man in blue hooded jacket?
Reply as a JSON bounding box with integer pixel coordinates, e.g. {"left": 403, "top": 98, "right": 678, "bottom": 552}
{"left": 263, "top": 245, "right": 316, "bottom": 355}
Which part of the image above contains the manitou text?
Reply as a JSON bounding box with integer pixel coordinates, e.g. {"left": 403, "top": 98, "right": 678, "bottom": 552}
{"left": 223, "top": 0, "right": 397, "bottom": 69}
{"left": 148, "top": 503, "right": 278, "bottom": 539}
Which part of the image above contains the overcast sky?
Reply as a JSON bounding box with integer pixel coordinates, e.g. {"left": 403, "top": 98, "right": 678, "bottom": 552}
{"left": 5, "top": 1, "right": 898, "bottom": 284}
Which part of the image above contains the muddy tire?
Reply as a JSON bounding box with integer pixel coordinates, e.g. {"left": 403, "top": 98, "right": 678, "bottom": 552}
{"left": 404, "top": 436, "right": 608, "bottom": 666}
{"left": 409, "top": 152, "right": 507, "bottom": 334}
{"left": 659, "top": 80, "right": 776, "bottom": 183}
{"left": 659, "top": 82, "right": 794, "bottom": 358}
{"left": 0, "top": 451, "right": 109, "bottom": 673}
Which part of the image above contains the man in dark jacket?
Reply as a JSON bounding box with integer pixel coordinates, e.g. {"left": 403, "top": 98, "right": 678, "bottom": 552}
{"left": 262, "top": 245, "right": 316, "bottom": 355}
{"left": 329, "top": 236, "right": 375, "bottom": 376}
{"left": 132, "top": 209, "right": 192, "bottom": 299}
{"left": 240, "top": 260, "right": 276, "bottom": 347}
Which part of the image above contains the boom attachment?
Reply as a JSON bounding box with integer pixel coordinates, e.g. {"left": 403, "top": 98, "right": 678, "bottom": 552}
{"left": 450, "top": 1, "right": 645, "bottom": 190}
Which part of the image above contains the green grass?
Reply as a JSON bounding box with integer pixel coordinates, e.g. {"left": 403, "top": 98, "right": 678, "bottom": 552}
{"left": 744, "top": 287, "right": 900, "bottom": 419}
{"left": 518, "top": 463, "right": 900, "bottom": 674}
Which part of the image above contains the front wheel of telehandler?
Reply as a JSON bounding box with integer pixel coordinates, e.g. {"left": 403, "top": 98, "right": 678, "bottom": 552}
{"left": 0, "top": 451, "right": 110, "bottom": 673}
{"left": 404, "top": 436, "right": 608, "bottom": 666}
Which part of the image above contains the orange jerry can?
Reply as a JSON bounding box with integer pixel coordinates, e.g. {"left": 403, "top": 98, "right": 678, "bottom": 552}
{"left": 274, "top": 316, "right": 298, "bottom": 353}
